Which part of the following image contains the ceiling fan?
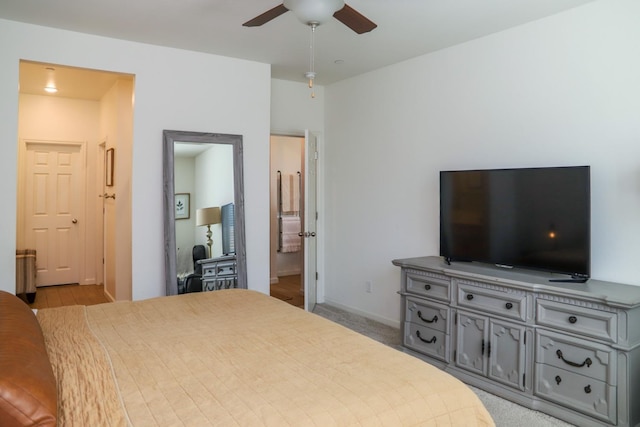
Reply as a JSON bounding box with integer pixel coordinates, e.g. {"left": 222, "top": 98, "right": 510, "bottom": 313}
{"left": 243, "top": 0, "right": 377, "bottom": 34}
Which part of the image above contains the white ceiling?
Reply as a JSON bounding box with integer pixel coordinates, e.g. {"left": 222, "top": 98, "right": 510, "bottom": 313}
{"left": 4, "top": 0, "right": 596, "bottom": 88}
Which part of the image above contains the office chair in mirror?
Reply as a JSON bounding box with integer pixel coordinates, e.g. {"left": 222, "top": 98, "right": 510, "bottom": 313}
{"left": 179, "top": 245, "right": 207, "bottom": 294}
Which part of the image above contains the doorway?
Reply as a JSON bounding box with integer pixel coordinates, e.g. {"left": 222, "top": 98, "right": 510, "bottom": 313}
{"left": 270, "top": 135, "right": 305, "bottom": 308}
{"left": 16, "top": 60, "right": 134, "bottom": 300}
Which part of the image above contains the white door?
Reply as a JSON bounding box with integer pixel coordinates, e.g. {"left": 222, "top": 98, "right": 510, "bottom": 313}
{"left": 23, "top": 141, "right": 84, "bottom": 286}
{"left": 303, "top": 131, "right": 318, "bottom": 311}
{"left": 96, "top": 143, "right": 106, "bottom": 288}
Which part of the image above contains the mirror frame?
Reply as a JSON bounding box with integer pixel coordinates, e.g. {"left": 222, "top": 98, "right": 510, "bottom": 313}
{"left": 163, "top": 130, "right": 247, "bottom": 295}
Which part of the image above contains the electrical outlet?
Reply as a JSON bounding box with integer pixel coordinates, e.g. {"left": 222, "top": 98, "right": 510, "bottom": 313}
{"left": 365, "top": 280, "right": 372, "bottom": 293}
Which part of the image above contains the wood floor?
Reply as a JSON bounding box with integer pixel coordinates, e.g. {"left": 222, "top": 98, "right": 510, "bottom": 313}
{"left": 270, "top": 275, "right": 304, "bottom": 308}
{"left": 28, "top": 284, "right": 111, "bottom": 309}
{"left": 29, "top": 277, "right": 304, "bottom": 310}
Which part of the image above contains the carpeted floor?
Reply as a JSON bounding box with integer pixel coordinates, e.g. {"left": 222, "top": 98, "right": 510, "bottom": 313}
{"left": 312, "top": 303, "right": 574, "bottom": 427}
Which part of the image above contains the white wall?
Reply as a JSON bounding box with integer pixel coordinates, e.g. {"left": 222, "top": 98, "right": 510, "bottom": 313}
{"left": 324, "top": 0, "right": 640, "bottom": 326}
{"left": 100, "top": 79, "right": 134, "bottom": 300}
{"left": 271, "top": 79, "right": 325, "bottom": 135}
{"left": 0, "top": 19, "right": 271, "bottom": 298}
{"left": 174, "top": 156, "right": 196, "bottom": 275}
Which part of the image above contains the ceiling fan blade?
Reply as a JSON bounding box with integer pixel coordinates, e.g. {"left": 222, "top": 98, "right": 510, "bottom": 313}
{"left": 333, "top": 4, "right": 377, "bottom": 34}
{"left": 243, "top": 4, "right": 289, "bottom": 27}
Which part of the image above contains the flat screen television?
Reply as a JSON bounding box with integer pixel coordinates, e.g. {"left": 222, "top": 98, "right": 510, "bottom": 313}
{"left": 439, "top": 166, "right": 590, "bottom": 282}
{"left": 221, "top": 203, "right": 235, "bottom": 256}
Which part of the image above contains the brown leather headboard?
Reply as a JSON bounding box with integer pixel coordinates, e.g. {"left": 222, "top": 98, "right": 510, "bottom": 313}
{"left": 0, "top": 291, "right": 57, "bottom": 427}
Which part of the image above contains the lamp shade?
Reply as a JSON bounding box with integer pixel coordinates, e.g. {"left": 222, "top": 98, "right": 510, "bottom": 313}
{"left": 284, "top": 0, "right": 345, "bottom": 25}
{"left": 196, "top": 207, "right": 221, "bottom": 226}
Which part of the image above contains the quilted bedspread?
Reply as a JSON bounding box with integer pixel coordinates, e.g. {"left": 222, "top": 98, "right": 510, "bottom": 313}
{"left": 38, "top": 289, "right": 494, "bottom": 426}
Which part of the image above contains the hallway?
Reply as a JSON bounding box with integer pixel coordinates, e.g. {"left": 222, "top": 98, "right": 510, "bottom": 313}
{"left": 29, "top": 279, "right": 304, "bottom": 310}
{"left": 28, "top": 284, "right": 110, "bottom": 309}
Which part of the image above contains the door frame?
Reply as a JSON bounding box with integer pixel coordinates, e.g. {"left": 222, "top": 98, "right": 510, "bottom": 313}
{"left": 269, "top": 129, "right": 324, "bottom": 309}
{"left": 309, "top": 130, "right": 324, "bottom": 305}
{"left": 97, "top": 141, "right": 106, "bottom": 288}
{"left": 17, "top": 138, "right": 87, "bottom": 286}
{"left": 303, "top": 130, "right": 318, "bottom": 311}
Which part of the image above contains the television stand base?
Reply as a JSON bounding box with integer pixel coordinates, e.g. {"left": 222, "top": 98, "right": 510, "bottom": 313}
{"left": 392, "top": 256, "right": 640, "bottom": 427}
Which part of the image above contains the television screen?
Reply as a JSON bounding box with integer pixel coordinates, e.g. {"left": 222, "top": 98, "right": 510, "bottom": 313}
{"left": 440, "top": 166, "right": 590, "bottom": 280}
{"left": 221, "top": 203, "right": 235, "bottom": 255}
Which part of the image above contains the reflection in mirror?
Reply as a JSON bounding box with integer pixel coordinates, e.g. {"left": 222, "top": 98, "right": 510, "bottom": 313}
{"left": 163, "top": 130, "right": 246, "bottom": 295}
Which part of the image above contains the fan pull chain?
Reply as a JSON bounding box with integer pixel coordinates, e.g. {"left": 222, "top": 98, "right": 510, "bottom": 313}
{"left": 306, "top": 23, "right": 317, "bottom": 98}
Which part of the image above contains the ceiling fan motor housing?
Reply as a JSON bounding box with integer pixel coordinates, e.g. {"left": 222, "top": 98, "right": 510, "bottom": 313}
{"left": 283, "top": 0, "right": 345, "bottom": 25}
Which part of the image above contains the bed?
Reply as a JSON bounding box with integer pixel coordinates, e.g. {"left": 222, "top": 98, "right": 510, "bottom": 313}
{"left": 0, "top": 289, "right": 494, "bottom": 426}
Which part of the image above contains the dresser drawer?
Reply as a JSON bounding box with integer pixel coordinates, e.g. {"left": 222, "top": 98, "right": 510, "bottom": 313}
{"left": 535, "top": 363, "right": 616, "bottom": 424}
{"left": 405, "top": 270, "right": 450, "bottom": 302}
{"left": 405, "top": 297, "right": 449, "bottom": 334}
{"left": 203, "top": 277, "right": 237, "bottom": 291}
{"left": 457, "top": 281, "right": 527, "bottom": 321}
{"left": 536, "top": 299, "right": 617, "bottom": 343}
{"left": 203, "top": 261, "right": 236, "bottom": 278}
{"left": 536, "top": 330, "right": 614, "bottom": 384}
{"left": 404, "top": 322, "right": 449, "bottom": 362}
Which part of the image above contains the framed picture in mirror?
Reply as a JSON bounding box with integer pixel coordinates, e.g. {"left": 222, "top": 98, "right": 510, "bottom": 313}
{"left": 175, "top": 193, "right": 190, "bottom": 220}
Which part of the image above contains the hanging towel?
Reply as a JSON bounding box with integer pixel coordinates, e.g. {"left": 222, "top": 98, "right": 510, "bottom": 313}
{"left": 281, "top": 174, "right": 300, "bottom": 214}
{"left": 281, "top": 216, "right": 301, "bottom": 253}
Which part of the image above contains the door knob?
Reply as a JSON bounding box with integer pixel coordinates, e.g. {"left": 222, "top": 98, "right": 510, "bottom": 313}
{"left": 72, "top": 218, "right": 78, "bottom": 224}
{"left": 298, "top": 232, "right": 317, "bottom": 238}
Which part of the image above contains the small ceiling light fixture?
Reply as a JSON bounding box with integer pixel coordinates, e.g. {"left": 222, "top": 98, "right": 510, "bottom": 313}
{"left": 44, "top": 66, "right": 58, "bottom": 94}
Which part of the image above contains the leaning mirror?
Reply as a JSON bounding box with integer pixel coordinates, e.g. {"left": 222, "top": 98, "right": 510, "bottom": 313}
{"left": 163, "top": 130, "right": 247, "bottom": 295}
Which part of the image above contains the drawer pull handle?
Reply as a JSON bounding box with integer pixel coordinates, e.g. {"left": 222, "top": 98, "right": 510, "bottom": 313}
{"left": 480, "top": 339, "right": 492, "bottom": 356}
{"left": 584, "top": 385, "right": 591, "bottom": 394}
{"left": 505, "top": 302, "right": 513, "bottom": 310}
{"left": 555, "top": 375, "right": 562, "bottom": 385}
{"left": 568, "top": 316, "right": 578, "bottom": 324}
{"left": 417, "top": 311, "right": 438, "bottom": 324}
{"left": 466, "top": 294, "right": 474, "bottom": 301}
{"left": 556, "top": 349, "right": 592, "bottom": 368}
{"left": 424, "top": 284, "right": 431, "bottom": 291}
{"left": 416, "top": 330, "right": 437, "bottom": 344}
